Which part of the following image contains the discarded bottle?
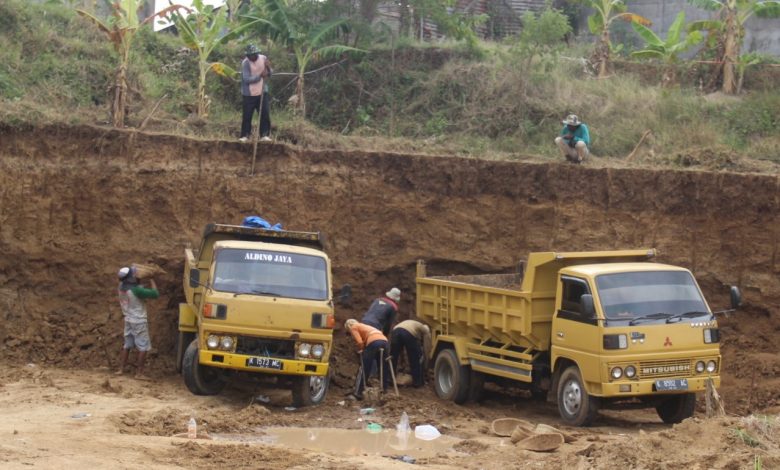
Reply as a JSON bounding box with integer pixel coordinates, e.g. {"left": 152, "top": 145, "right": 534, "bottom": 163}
{"left": 359, "top": 407, "right": 375, "bottom": 415}
{"left": 187, "top": 417, "right": 197, "bottom": 439}
{"left": 397, "top": 411, "right": 411, "bottom": 435}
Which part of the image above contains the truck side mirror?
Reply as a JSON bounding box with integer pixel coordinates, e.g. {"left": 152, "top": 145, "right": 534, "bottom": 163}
{"left": 189, "top": 268, "right": 200, "bottom": 289}
{"left": 580, "top": 294, "right": 595, "bottom": 318}
{"left": 730, "top": 286, "right": 742, "bottom": 309}
{"left": 336, "top": 284, "right": 352, "bottom": 306}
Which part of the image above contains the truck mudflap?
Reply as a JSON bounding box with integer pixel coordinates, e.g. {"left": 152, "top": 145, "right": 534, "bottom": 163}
{"left": 198, "top": 350, "right": 329, "bottom": 376}
{"left": 597, "top": 376, "right": 720, "bottom": 397}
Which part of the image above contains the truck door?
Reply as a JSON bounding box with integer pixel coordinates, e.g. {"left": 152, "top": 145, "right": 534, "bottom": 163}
{"left": 552, "top": 276, "right": 602, "bottom": 387}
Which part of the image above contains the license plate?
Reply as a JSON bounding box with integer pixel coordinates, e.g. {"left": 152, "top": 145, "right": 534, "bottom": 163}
{"left": 246, "top": 357, "right": 283, "bottom": 370}
{"left": 655, "top": 378, "right": 688, "bottom": 391}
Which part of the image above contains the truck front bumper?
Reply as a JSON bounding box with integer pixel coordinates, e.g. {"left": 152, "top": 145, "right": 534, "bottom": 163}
{"left": 598, "top": 375, "right": 719, "bottom": 397}
{"left": 199, "top": 350, "right": 329, "bottom": 376}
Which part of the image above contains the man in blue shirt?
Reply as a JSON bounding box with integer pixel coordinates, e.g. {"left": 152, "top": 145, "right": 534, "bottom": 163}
{"left": 555, "top": 114, "right": 590, "bottom": 163}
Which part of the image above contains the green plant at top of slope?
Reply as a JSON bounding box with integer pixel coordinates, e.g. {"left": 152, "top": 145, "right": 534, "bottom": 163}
{"left": 246, "top": 0, "right": 365, "bottom": 118}
{"left": 631, "top": 11, "right": 703, "bottom": 86}
{"left": 76, "top": 0, "right": 184, "bottom": 127}
{"left": 513, "top": 5, "right": 572, "bottom": 73}
{"left": 410, "top": 0, "right": 488, "bottom": 50}
{"left": 687, "top": 0, "right": 780, "bottom": 94}
{"left": 166, "top": 0, "right": 267, "bottom": 118}
{"left": 586, "top": 0, "right": 652, "bottom": 77}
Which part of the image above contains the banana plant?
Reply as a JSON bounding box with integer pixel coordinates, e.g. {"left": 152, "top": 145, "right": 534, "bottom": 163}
{"left": 632, "top": 11, "right": 703, "bottom": 86}
{"left": 687, "top": 0, "right": 780, "bottom": 93}
{"left": 77, "top": 1, "right": 185, "bottom": 127}
{"left": 247, "top": 0, "right": 365, "bottom": 117}
{"left": 586, "top": 0, "right": 652, "bottom": 77}
{"left": 167, "top": 0, "right": 268, "bottom": 117}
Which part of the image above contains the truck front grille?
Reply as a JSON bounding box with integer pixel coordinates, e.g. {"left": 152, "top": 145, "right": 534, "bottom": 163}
{"left": 236, "top": 336, "right": 295, "bottom": 359}
{"left": 638, "top": 359, "right": 692, "bottom": 379}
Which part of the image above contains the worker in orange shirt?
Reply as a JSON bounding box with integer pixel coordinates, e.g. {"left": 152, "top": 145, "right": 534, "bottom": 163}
{"left": 345, "top": 319, "right": 390, "bottom": 400}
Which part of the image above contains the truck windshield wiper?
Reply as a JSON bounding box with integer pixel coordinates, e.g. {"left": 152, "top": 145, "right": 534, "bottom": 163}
{"left": 629, "top": 312, "right": 672, "bottom": 325}
{"left": 233, "top": 289, "right": 283, "bottom": 297}
{"left": 666, "top": 311, "right": 712, "bottom": 323}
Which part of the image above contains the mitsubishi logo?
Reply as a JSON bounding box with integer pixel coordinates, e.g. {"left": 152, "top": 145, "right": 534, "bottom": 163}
{"left": 664, "top": 337, "right": 673, "bottom": 347}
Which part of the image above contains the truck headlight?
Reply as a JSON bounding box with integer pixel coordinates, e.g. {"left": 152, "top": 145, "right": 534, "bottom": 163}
{"left": 696, "top": 361, "right": 705, "bottom": 373}
{"left": 220, "top": 336, "right": 234, "bottom": 350}
{"left": 706, "top": 360, "right": 717, "bottom": 373}
{"left": 703, "top": 328, "right": 720, "bottom": 344}
{"left": 298, "top": 343, "right": 312, "bottom": 357}
{"left": 625, "top": 365, "right": 636, "bottom": 378}
{"left": 312, "top": 344, "right": 324, "bottom": 358}
{"left": 611, "top": 367, "right": 623, "bottom": 380}
{"left": 206, "top": 335, "right": 219, "bottom": 349}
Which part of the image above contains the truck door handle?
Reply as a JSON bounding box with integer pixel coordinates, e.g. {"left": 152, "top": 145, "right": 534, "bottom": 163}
{"left": 556, "top": 332, "right": 564, "bottom": 338}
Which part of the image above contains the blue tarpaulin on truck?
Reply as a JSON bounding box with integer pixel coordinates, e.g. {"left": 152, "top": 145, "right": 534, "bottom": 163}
{"left": 242, "top": 216, "right": 283, "bottom": 231}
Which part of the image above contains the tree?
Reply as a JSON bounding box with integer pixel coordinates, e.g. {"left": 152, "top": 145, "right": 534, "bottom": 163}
{"left": 167, "top": 0, "right": 266, "bottom": 117}
{"left": 585, "top": 0, "right": 651, "bottom": 77}
{"left": 248, "top": 0, "right": 364, "bottom": 117}
{"left": 515, "top": 6, "right": 572, "bottom": 72}
{"left": 688, "top": 0, "right": 780, "bottom": 93}
{"left": 77, "top": 1, "right": 183, "bottom": 127}
{"left": 632, "top": 11, "right": 703, "bottom": 86}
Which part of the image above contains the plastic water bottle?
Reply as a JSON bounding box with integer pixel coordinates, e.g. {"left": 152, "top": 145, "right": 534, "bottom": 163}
{"left": 187, "top": 417, "right": 197, "bottom": 439}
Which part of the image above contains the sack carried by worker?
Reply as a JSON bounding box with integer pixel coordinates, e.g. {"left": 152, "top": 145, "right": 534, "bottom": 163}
{"left": 132, "top": 263, "right": 165, "bottom": 279}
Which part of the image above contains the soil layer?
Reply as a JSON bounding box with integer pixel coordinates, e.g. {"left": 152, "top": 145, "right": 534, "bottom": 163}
{"left": 0, "top": 124, "right": 778, "bottom": 419}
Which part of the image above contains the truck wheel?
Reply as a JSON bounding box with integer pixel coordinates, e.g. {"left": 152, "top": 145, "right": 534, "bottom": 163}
{"left": 434, "top": 348, "right": 471, "bottom": 404}
{"left": 557, "top": 366, "right": 599, "bottom": 426}
{"left": 655, "top": 393, "right": 696, "bottom": 424}
{"left": 182, "top": 340, "right": 226, "bottom": 396}
{"left": 175, "top": 332, "right": 195, "bottom": 374}
{"left": 291, "top": 374, "right": 329, "bottom": 407}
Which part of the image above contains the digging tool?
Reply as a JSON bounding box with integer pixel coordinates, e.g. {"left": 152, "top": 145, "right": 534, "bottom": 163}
{"left": 249, "top": 91, "right": 266, "bottom": 176}
{"left": 385, "top": 354, "right": 400, "bottom": 397}
{"left": 379, "top": 348, "right": 385, "bottom": 396}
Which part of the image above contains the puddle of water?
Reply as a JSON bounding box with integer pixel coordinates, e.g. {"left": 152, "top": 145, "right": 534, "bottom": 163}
{"left": 212, "top": 426, "right": 458, "bottom": 458}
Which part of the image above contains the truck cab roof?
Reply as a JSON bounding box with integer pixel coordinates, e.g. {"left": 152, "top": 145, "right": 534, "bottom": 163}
{"left": 561, "top": 262, "right": 689, "bottom": 278}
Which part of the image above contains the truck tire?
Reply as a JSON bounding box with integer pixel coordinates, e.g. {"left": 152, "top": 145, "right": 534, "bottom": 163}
{"left": 557, "top": 366, "right": 600, "bottom": 426}
{"left": 182, "top": 340, "right": 226, "bottom": 396}
{"left": 655, "top": 393, "right": 696, "bottom": 424}
{"left": 175, "top": 332, "right": 195, "bottom": 374}
{"left": 291, "top": 374, "right": 329, "bottom": 407}
{"left": 434, "top": 348, "right": 471, "bottom": 404}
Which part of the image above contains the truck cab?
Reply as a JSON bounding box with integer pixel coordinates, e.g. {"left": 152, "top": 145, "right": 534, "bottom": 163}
{"left": 552, "top": 262, "right": 727, "bottom": 425}
{"left": 178, "top": 223, "right": 348, "bottom": 406}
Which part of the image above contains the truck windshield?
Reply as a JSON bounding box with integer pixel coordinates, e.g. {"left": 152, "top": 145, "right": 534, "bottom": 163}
{"left": 596, "top": 271, "right": 708, "bottom": 322}
{"left": 212, "top": 248, "right": 328, "bottom": 301}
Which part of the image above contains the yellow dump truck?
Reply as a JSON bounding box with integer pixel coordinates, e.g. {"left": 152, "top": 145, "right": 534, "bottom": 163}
{"left": 177, "top": 223, "right": 349, "bottom": 406}
{"left": 417, "top": 250, "right": 741, "bottom": 426}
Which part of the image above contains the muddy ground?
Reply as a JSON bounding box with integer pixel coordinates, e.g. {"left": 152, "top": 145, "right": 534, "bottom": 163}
{"left": 0, "top": 124, "right": 779, "bottom": 468}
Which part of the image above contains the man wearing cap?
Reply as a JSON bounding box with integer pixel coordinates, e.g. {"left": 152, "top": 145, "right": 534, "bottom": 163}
{"left": 116, "top": 266, "right": 159, "bottom": 380}
{"left": 239, "top": 44, "right": 272, "bottom": 143}
{"left": 390, "top": 319, "right": 431, "bottom": 388}
{"left": 555, "top": 114, "right": 591, "bottom": 163}
{"left": 361, "top": 287, "right": 401, "bottom": 337}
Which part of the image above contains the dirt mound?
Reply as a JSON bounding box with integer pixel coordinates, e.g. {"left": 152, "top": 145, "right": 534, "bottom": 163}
{"left": 0, "top": 124, "right": 779, "bottom": 415}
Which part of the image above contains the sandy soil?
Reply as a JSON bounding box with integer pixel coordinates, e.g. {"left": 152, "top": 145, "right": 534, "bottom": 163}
{"left": 0, "top": 125, "right": 779, "bottom": 467}
{"left": 0, "top": 364, "right": 777, "bottom": 469}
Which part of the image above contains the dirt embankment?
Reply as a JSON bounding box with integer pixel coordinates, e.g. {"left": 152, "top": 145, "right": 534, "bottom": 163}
{"left": 0, "top": 124, "right": 778, "bottom": 413}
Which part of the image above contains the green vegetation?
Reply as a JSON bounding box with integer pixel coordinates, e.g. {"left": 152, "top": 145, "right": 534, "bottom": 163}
{"left": 0, "top": 0, "right": 778, "bottom": 172}
{"left": 632, "top": 11, "right": 702, "bottom": 85}
{"left": 585, "top": 0, "right": 651, "bottom": 77}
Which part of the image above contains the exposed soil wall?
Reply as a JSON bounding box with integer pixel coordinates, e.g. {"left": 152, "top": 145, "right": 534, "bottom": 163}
{"left": 0, "top": 124, "right": 778, "bottom": 412}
